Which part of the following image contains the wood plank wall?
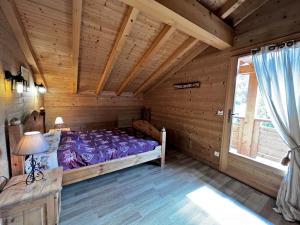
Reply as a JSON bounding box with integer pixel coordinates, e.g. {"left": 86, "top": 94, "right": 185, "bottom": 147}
{"left": 44, "top": 93, "right": 142, "bottom": 131}
{"left": 144, "top": 48, "right": 230, "bottom": 169}
{"left": 144, "top": 0, "right": 300, "bottom": 194}
{"left": 0, "top": 9, "right": 43, "bottom": 177}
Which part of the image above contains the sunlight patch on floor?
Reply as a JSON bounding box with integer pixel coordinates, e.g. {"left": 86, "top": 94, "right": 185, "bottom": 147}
{"left": 187, "top": 186, "right": 272, "bottom": 225}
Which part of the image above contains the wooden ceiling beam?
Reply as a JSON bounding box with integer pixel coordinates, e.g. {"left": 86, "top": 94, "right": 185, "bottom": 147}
{"left": 217, "top": 0, "right": 246, "bottom": 19}
{"left": 134, "top": 37, "right": 198, "bottom": 96}
{"left": 95, "top": 6, "right": 139, "bottom": 95}
{"left": 72, "top": 0, "right": 83, "bottom": 94}
{"left": 116, "top": 25, "right": 175, "bottom": 96}
{"left": 146, "top": 42, "right": 209, "bottom": 93}
{"left": 0, "top": 0, "right": 47, "bottom": 87}
{"left": 120, "top": 0, "right": 233, "bottom": 50}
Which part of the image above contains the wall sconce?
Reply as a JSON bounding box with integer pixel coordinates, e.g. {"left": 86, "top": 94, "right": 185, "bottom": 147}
{"left": 5, "top": 71, "right": 27, "bottom": 93}
{"left": 34, "top": 82, "right": 47, "bottom": 94}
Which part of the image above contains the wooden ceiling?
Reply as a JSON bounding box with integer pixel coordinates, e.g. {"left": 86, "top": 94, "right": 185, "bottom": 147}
{"left": 0, "top": 0, "right": 268, "bottom": 96}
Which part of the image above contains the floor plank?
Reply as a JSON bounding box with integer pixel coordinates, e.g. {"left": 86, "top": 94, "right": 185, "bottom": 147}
{"left": 60, "top": 149, "right": 298, "bottom": 225}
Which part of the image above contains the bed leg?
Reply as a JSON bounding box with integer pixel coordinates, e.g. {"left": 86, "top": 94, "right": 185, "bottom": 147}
{"left": 161, "top": 127, "right": 166, "bottom": 168}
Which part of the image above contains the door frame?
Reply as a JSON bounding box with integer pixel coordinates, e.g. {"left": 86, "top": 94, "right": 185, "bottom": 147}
{"left": 219, "top": 55, "right": 285, "bottom": 197}
{"left": 219, "top": 56, "right": 238, "bottom": 172}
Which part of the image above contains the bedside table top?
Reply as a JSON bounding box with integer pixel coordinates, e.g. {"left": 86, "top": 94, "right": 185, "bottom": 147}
{"left": 0, "top": 167, "right": 63, "bottom": 208}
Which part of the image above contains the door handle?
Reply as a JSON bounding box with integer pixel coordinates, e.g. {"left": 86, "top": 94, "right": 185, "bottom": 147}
{"left": 227, "top": 109, "right": 235, "bottom": 123}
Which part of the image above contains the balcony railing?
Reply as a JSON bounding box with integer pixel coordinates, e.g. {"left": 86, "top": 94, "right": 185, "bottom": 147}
{"left": 230, "top": 116, "right": 289, "bottom": 163}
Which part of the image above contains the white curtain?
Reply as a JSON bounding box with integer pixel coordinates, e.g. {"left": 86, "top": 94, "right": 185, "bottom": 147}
{"left": 252, "top": 42, "right": 300, "bottom": 222}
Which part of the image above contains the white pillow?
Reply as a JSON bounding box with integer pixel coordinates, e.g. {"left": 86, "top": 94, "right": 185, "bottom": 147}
{"left": 24, "top": 131, "right": 61, "bottom": 173}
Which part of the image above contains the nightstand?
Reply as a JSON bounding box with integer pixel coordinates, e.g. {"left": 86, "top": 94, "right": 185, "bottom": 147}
{"left": 0, "top": 167, "right": 63, "bottom": 225}
{"left": 49, "top": 128, "right": 71, "bottom": 133}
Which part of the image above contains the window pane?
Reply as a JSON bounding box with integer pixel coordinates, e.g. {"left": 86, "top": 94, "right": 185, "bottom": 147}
{"left": 233, "top": 74, "right": 249, "bottom": 117}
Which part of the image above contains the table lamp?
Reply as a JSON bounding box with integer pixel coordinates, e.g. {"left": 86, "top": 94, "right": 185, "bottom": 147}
{"left": 54, "top": 117, "right": 64, "bottom": 129}
{"left": 14, "top": 131, "right": 49, "bottom": 185}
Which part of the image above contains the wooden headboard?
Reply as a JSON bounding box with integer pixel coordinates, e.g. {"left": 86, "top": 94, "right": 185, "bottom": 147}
{"left": 7, "top": 109, "right": 46, "bottom": 177}
{"left": 23, "top": 109, "right": 46, "bottom": 134}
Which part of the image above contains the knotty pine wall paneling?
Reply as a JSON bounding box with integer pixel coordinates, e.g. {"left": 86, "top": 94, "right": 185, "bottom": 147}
{"left": 0, "top": 9, "right": 43, "bottom": 177}
{"left": 145, "top": 48, "right": 230, "bottom": 169}
{"left": 44, "top": 93, "right": 142, "bottom": 131}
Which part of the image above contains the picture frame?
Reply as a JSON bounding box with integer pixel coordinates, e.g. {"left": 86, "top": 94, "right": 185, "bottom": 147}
{"left": 21, "top": 66, "right": 30, "bottom": 92}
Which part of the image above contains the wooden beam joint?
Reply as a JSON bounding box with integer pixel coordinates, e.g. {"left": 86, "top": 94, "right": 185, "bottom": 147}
{"left": 120, "top": 0, "right": 233, "bottom": 50}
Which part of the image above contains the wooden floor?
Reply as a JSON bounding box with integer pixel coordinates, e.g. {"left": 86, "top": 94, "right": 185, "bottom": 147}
{"left": 60, "top": 149, "right": 298, "bottom": 225}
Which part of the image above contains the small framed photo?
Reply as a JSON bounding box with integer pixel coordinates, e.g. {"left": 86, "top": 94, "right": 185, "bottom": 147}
{"left": 21, "top": 66, "right": 30, "bottom": 91}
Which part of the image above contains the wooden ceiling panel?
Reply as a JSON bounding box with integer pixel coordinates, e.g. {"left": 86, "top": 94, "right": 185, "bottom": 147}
{"left": 15, "top": 0, "right": 73, "bottom": 93}
{"left": 233, "top": 0, "right": 300, "bottom": 48}
{"left": 78, "top": 0, "right": 127, "bottom": 94}
{"left": 104, "top": 12, "right": 164, "bottom": 92}
{"left": 125, "top": 30, "right": 188, "bottom": 92}
{"left": 226, "top": 0, "right": 269, "bottom": 27}
{"left": 21, "top": 0, "right": 72, "bottom": 13}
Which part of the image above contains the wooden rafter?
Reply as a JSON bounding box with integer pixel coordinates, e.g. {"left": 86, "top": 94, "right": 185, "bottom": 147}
{"left": 134, "top": 37, "right": 198, "bottom": 96}
{"left": 232, "top": 0, "right": 270, "bottom": 27}
{"left": 217, "top": 0, "right": 246, "bottom": 19}
{"left": 116, "top": 25, "right": 176, "bottom": 96}
{"left": 72, "top": 0, "right": 83, "bottom": 94}
{"left": 120, "top": 0, "right": 233, "bottom": 50}
{"left": 95, "top": 7, "right": 139, "bottom": 95}
{"left": 146, "top": 42, "right": 209, "bottom": 93}
{"left": 0, "top": 0, "right": 47, "bottom": 87}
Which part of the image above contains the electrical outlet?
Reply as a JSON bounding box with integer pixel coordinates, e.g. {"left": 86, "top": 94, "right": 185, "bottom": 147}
{"left": 214, "top": 151, "right": 220, "bottom": 157}
{"left": 217, "top": 110, "right": 224, "bottom": 116}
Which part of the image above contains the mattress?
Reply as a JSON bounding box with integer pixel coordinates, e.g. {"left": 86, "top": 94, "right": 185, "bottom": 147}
{"left": 57, "top": 128, "right": 160, "bottom": 170}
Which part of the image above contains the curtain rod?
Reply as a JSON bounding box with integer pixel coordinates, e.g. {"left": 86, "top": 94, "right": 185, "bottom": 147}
{"left": 231, "top": 32, "right": 300, "bottom": 57}
{"left": 252, "top": 40, "right": 298, "bottom": 54}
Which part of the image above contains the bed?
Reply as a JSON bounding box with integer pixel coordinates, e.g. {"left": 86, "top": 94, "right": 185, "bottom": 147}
{"left": 7, "top": 109, "right": 166, "bottom": 186}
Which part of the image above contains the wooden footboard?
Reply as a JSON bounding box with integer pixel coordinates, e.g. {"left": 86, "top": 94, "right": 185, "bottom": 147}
{"left": 132, "top": 120, "right": 166, "bottom": 168}
{"left": 63, "top": 147, "right": 162, "bottom": 186}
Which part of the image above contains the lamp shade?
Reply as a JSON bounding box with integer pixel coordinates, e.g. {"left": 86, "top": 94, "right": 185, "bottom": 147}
{"left": 54, "top": 117, "right": 64, "bottom": 125}
{"left": 14, "top": 131, "right": 49, "bottom": 156}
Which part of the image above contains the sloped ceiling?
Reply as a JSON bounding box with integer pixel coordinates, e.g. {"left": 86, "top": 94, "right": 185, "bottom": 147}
{"left": 1, "top": 0, "right": 266, "bottom": 95}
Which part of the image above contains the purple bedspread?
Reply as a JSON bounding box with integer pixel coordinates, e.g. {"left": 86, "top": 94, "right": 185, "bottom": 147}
{"left": 57, "top": 128, "right": 160, "bottom": 170}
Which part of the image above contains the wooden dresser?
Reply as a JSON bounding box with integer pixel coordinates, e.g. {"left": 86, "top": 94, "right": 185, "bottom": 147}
{"left": 0, "top": 167, "right": 63, "bottom": 225}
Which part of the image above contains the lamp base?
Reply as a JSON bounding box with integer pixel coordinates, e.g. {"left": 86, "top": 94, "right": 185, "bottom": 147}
{"left": 26, "top": 155, "right": 45, "bottom": 185}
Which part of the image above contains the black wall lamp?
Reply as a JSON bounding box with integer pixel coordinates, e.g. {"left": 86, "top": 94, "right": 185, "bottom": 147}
{"left": 5, "top": 70, "right": 28, "bottom": 93}
{"left": 34, "top": 82, "right": 47, "bottom": 94}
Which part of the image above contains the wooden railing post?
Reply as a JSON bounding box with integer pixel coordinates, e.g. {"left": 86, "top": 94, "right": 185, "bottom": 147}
{"left": 250, "top": 120, "right": 260, "bottom": 157}
{"left": 239, "top": 72, "right": 258, "bottom": 156}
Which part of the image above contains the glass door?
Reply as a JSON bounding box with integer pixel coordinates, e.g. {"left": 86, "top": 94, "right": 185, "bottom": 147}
{"left": 229, "top": 56, "right": 288, "bottom": 170}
